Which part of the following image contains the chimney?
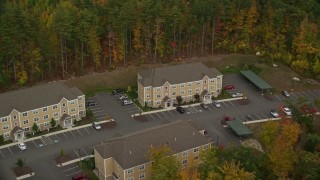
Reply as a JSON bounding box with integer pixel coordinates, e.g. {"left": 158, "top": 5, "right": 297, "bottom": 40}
{"left": 129, "top": 150, "right": 132, "bottom": 155}
{"left": 193, "top": 132, "right": 195, "bottom": 135}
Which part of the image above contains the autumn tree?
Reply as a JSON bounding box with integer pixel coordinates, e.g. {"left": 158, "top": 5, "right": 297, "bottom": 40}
{"left": 147, "top": 144, "right": 181, "bottom": 180}
{"left": 218, "top": 160, "right": 255, "bottom": 180}
{"left": 260, "top": 121, "right": 280, "bottom": 150}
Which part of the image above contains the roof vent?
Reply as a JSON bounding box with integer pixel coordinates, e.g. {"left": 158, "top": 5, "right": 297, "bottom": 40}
{"left": 193, "top": 132, "right": 195, "bottom": 135}
{"left": 129, "top": 150, "right": 132, "bottom": 155}
{"left": 175, "top": 137, "right": 176, "bottom": 141}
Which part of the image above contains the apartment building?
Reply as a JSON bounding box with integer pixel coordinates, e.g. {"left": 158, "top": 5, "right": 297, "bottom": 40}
{"left": 94, "top": 121, "right": 212, "bottom": 180}
{"left": 137, "top": 62, "right": 223, "bottom": 108}
{"left": 0, "top": 81, "right": 86, "bottom": 141}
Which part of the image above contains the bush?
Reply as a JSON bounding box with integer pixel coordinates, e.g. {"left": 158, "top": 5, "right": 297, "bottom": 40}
{"left": 16, "top": 158, "right": 25, "bottom": 167}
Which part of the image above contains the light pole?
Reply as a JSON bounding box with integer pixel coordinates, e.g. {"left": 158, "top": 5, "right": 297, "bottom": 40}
{"left": 216, "top": 135, "right": 219, "bottom": 147}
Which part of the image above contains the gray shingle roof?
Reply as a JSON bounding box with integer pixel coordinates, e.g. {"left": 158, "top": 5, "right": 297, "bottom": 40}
{"left": 94, "top": 121, "right": 212, "bottom": 169}
{"left": 0, "top": 81, "right": 84, "bottom": 117}
{"left": 138, "top": 62, "right": 222, "bottom": 87}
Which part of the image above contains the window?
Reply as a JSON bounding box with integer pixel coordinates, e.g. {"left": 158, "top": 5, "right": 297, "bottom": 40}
{"left": 182, "top": 159, "right": 188, "bottom": 165}
{"left": 71, "top": 108, "right": 76, "bottom": 112}
{"left": 54, "top": 112, "right": 59, "bottom": 117}
{"left": 165, "top": 86, "right": 168, "bottom": 90}
{"left": 187, "top": 82, "right": 192, "bottom": 87}
{"left": 146, "top": 87, "right": 151, "bottom": 91}
{"left": 62, "top": 103, "right": 66, "bottom": 107}
{"left": 172, "top": 92, "right": 176, "bottom": 96}
{"left": 34, "top": 117, "right": 39, "bottom": 122}
{"left": 43, "top": 107, "right": 47, "bottom": 112}
{"left": 182, "top": 151, "right": 188, "bottom": 156}
{"left": 3, "top": 125, "right": 9, "bottom": 130}
{"left": 52, "top": 105, "right": 58, "bottom": 109}
{"left": 23, "top": 120, "right": 29, "bottom": 125}
{"left": 14, "top": 122, "right": 18, "bottom": 126}
{"left": 172, "top": 85, "right": 176, "bottom": 89}
{"left": 156, "top": 94, "right": 161, "bottom": 98}
{"left": 79, "top": 111, "right": 84, "bottom": 115}
{"left": 33, "top": 110, "right": 38, "bottom": 114}
{"left": 203, "top": 144, "right": 209, "bottom": 150}
{"left": 13, "top": 115, "right": 17, "bottom": 120}
{"left": 44, "top": 115, "right": 49, "bottom": 120}
{"left": 146, "top": 100, "right": 151, "bottom": 105}
{"left": 194, "top": 156, "right": 199, "bottom": 160}
{"left": 156, "top": 101, "right": 161, "bottom": 105}
{"left": 180, "top": 90, "right": 185, "bottom": 95}
{"left": 24, "top": 127, "right": 30, "bottom": 132}
{"left": 139, "top": 173, "right": 145, "bottom": 179}
{"left": 44, "top": 122, "right": 49, "bottom": 127}
{"left": 180, "top": 83, "right": 185, "bottom": 88}
{"left": 3, "top": 133, "right": 10, "bottom": 138}
{"left": 210, "top": 86, "right": 214, "bottom": 89}
{"left": 22, "top": 112, "right": 28, "bottom": 117}
{"left": 1, "top": 117, "right": 8, "bottom": 122}
{"left": 194, "top": 147, "right": 199, "bottom": 153}
{"left": 127, "top": 178, "right": 134, "bottom": 180}
{"left": 210, "top": 79, "right": 215, "bottom": 83}
{"left": 70, "top": 100, "right": 75, "bottom": 105}
{"left": 187, "top": 89, "right": 192, "bottom": 94}
{"left": 127, "top": 168, "right": 134, "bottom": 174}
{"left": 139, "top": 164, "right": 145, "bottom": 170}
{"left": 204, "top": 80, "right": 207, "bottom": 84}
{"left": 146, "top": 94, "right": 151, "bottom": 98}
{"left": 156, "top": 87, "right": 161, "bottom": 92}
{"left": 196, "top": 81, "right": 201, "bottom": 85}
{"left": 78, "top": 96, "right": 83, "bottom": 100}
{"left": 79, "top": 104, "right": 83, "bottom": 108}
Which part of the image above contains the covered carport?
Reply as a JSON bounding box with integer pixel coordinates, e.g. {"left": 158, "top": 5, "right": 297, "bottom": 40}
{"left": 240, "top": 70, "right": 273, "bottom": 92}
{"left": 226, "top": 119, "right": 253, "bottom": 137}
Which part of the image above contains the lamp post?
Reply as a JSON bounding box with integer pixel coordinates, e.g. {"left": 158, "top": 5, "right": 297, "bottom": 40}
{"left": 216, "top": 135, "right": 220, "bottom": 147}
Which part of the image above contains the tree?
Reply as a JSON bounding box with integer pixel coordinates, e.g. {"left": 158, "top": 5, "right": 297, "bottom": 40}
{"left": 198, "top": 147, "right": 220, "bottom": 180}
{"left": 0, "top": 135, "right": 4, "bottom": 145}
{"left": 147, "top": 144, "right": 181, "bottom": 180}
{"left": 176, "top": 96, "right": 183, "bottom": 105}
{"left": 304, "top": 133, "right": 320, "bottom": 152}
{"left": 218, "top": 160, "right": 255, "bottom": 180}
{"left": 32, "top": 123, "right": 39, "bottom": 134}
{"left": 260, "top": 121, "right": 280, "bottom": 150}
{"left": 50, "top": 118, "right": 56, "bottom": 129}
{"left": 293, "top": 151, "right": 320, "bottom": 179}
{"left": 16, "top": 158, "right": 25, "bottom": 167}
{"left": 194, "top": 94, "right": 200, "bottom": 102}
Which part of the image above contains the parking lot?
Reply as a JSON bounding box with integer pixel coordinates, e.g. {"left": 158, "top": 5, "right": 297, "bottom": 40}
{"left": 86, "top": 97, "right": 111, "bottom": 121}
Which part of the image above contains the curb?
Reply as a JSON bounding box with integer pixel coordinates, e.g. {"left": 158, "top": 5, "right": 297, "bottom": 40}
{"left": 131, "top": 97, "right": 244, "bottom": 117}
{"left": 16, "top": 172, "right": 35, "bottom": 180}
{"left": 57, "top": 155, "right": 94, "bottom": 167}
{"left": 0, "top": 119, "right": 114, "bottom": 150}
{"left": 243, "top": 117, "right": 281, "bottom": 124}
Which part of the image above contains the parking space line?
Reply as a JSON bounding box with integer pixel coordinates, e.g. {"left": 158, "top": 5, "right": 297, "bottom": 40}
{"left": 261, "top": 113, "right": 268, "bottom": 119}
{"left": 222, "top": 102, "right": 229, "bottom": 108}
{"left": 62, "top": 132, "right": 69, "bottom": 139}
{"left": 300, "top": 91, "right": 309, "bottom": 97}
{"left": 254, "top": 114, "right": 262, "bottom": 119}
{"left": 155, "top": 113, "right": 162, "bottom": 119}
{"left": 148, "top": 114, "right": 156, "bottom": 121}
{"left": 307, "top": 90, "right": 316, "bottom": 96}
{"left": 92, "top": 109, "right": 105, "bottom": 113}
{"left": 74, "top": 150, "right": 80, "bottom": 157}
{"left": 66, "top": 170, "right": 82, "bottom": 177}
{"left": 291, "top": 92, "right": 299, "bottom": 98}
{"left": 0, "top": 150, "right": 4, "bottom": 157}
{"left": 228, "top": 101, "right": 236, "bottom": 107}
{"left": 70, "top": 131, "right": 77, "bottom": 138}
{"left": 84, "top": 127, "right": 91, "bottom": 135}
{"left": 7, "top": 147, "right": 13, "bottom": 155}
{"left": 62, "top": 166, "right": 79, "bottom": 172}
{"left": 167, "top": 110, "right": 174, "bottom": 116}
{"left": 77, "top": 129, "right": 83, "bottom": 136}
{"left": 274, "top": 95, "right": 282, "bottom": 101}
{"left": 313, "top": 90, "right": 320, "bottom": 95}
{"left": 81, "top": 148, "right": 88, "bottom": 156}
{"left": 160, "top": 111, "right": 167, "bottom": 118}
{"left": 32, "top": 140, "right": 38, "bottom": 148}
{"left": 295, "top": 92, "right": 304, "bottom": 97}
{"left": 54, "top": 134, "right": 62, "bottom": 142}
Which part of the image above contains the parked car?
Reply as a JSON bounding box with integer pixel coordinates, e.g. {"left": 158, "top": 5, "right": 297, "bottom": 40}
{"left": 123, "top": 99, "right": 133, "bottom": 106}
{"left": 200, "top": 103, "right": 209, "bottom": 110}
{"left": 281, "top": 107, "right": 292, "bottom": 116}
{"left": 87, "top": 102, "right": 97, "bottom": 107}
{"left": 232, "top": 92, "right": 243, "bottom": 98}
{"left": 300, "top": 104, "right": 318, "bottom": 115}
{"left": 17, "top": 142, "right": 27, "bottom": 150}
{"left": 224, "top": 116, "right": 235, "bottom": 121}
{"left": 72, "top": 173, "right": 88, "bottom": 180}
{"left": 112, "top": 89, "right": 124, "bottom": 95}
{"left": 176, "top": 106, "right": 185, "bottom": 114}
{"left": 213, "top": 100, "right": 221, "bottom": 108}
{"left": 92, "top": 122, "right": 101, "bottom": 130}
{"left": 270, "top": 109, "right": 280, "bottom": 118}
{"left": 224, "top": 84, "right": 235, "bottom": 90}
{"left": 118, "top": 95, "right": 128, "bottom": 100}
{"left": 281, "top": 90, "right": 290, "bottom": 98}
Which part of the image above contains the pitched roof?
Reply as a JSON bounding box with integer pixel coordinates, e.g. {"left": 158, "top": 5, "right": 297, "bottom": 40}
{"left": 94, "top": 121, "right": 212, "bottom": 169}
{"left": 0, "top": 81, "right": 84, "bottom": 117}
{"left": 138, "top": 62, "right": 222, "bottom": 87}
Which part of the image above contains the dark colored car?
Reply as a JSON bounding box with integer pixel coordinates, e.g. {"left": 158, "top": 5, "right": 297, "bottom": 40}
{"left": 281, "top": 90, "right": 290, "bottom": 98}
{"left": 112, "top": 89, "right": 124, "bottom": 95}
{"left": 72, "top": 173, "right": 88, "bottom": 180}
{"left": 224, "top": 116, "right": 235, "bottom": 121}
{"left": 200, "top": 103, "right": 209, "bottom": 110}
{"left": 224, "top": 84, "right": 235, "bottom": 90}
{"left": 87, "top": 102, "right": 97, "bottom": 107}
{"left": 176, "top": 106, "right": 185, "bottom": 114}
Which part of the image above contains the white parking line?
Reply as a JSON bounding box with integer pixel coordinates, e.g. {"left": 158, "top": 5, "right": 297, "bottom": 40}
{"left": 312, "top": 90, "right": 320, "bottom": 95}
{"left": 91, "top": 126, "right": 97, "bottom": 133}
{"left": 62, "top": 132, "right": 69, "bottom": 139}
{"left": 307, "top": 90, "right": 316, "bottom": 96}
{"left": 32, "top": 140, "right": 38, "bottom": 147}
{"left": 81, "top": 148, "right": 88, "bottom": 156}
{"left": 261, "top": 113, "right": 268, "bottom": 118}
{"left": 7, "top": 147, "right": 13, "bottom": 155}
{"left": 228, "top": 101, "right": 236, "bottom": 107}
{"left": 295, "top": 92, "right": 304, "bottom": 97}
{"left": 160, "top": 111, "right": 167, "bottom": 118}
{"left": 54, "top": 134, "right": 62, "bottom": 142}
{"left": 254, "top": 114, "right": 262, "bottom": 119}
{"left": 155, "top": 113, "right": 162, "bottom": 119}
{"left": 62, "top": 166, "right": 79, "bottom": 172}
{"left": 77, "top": 129, "right": 83, "bottom": 136}
{"left": 274, "top": 95, "right": 282, "bottom": 101}
{"left": 222, "top": 102, "right": 229, "bottom": 108}
{"left": 301, "top": 91, "right": 310, "bottom": 97}
{"left": 0, "top": 150, "right": 4, "bottom": 157}
{"left": 167, "top": 110, "right": 174, "bottom": 116}
{"left": 74, "top": 150, "right": 80, "bottom": 157}
{"left": 69, "top": 131, "right": 76, "bottom": 138}
{"left": 84, "top": 127, "right": 91, "bottom": 135}
{"left": 66, "top": 170, "right": 82, "bottom": 177}
{"left": 148, "top": 114, "right": 156, "bottom": 121}
{"left": 92, "top": 109, "right": 105, "bottom": 113}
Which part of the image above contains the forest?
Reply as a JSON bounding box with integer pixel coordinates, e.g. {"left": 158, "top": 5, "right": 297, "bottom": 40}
{"left": 0, "top": 0, "right": 320, "bottom": 86}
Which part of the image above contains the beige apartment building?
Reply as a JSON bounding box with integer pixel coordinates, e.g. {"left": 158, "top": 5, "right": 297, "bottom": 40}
{"left": 137, "top": 62, "right": 223, "bottom": 108}
{"left": 93, "top": 121, "right": 212, "bottom": 180}
{"left": 0, "top": 81, "right": 86, "bottom": 141}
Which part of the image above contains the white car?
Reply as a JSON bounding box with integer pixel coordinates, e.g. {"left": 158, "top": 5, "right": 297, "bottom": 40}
{"left": 119, "top": 95, "right": 128, "bottom": 100}
{"left": 282, "top": 107, "right": 292, "bottom": 116}
{"left": 17, "top": 142, "right": 27, "bottom": 150}
{"left": 232, "top": 93, "right": 243, "bottom": 98}
{"left": 213, "top": 100, "right": 221, "bottom": 108}
{"left": 123, "top": 100, "right": 133, "bottom": 106}
{"left": 92, "top": 122, "right": 101, "bottom": 130}
{"left": 270, "top": 109, "right": 280, "bottom": 118}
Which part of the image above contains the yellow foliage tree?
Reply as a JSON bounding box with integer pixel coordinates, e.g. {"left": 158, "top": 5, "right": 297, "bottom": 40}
{"left": 218, "top": 160, "right": 255, "bottom": 180}
{"left": 260, "top": 121, "right": 280, "bottom": 150}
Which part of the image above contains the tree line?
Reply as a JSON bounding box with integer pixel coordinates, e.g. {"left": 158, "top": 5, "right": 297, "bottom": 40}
{"left": 0, "top": 0, "right": 320, "bottom": 86}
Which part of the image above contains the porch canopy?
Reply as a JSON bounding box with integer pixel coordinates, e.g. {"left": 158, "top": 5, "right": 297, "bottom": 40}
{"left": 226, "top": 119, "right": 253, "bottom": 136}
{"left": 240, "top": 70, "right": 273, "bottom": 91}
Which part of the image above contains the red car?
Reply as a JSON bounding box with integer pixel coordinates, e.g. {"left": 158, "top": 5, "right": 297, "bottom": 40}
{"left": 72, "top": 174, "right": 88, "bottom": 180}
{"left": 224, "top": 84, "right": 235, "bottom": 90}
{"left": 224, "top": 116, "right": 235, "bottom": 121}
